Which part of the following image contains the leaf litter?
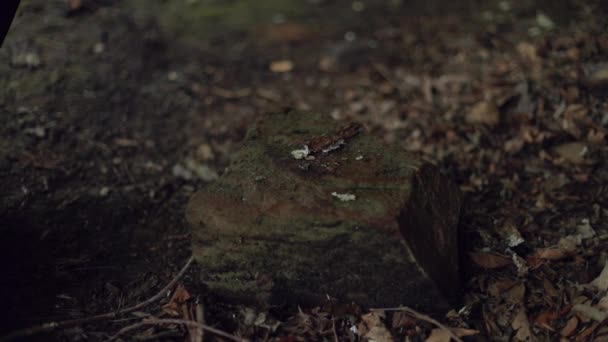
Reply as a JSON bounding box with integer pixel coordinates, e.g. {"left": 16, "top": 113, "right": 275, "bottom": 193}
{"left": 4, "top": 1, "right": 608, "bottom": 341}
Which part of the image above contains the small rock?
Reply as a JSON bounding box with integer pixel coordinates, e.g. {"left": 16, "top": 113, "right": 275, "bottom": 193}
{"left": 167, "top": 71, "right": 179, "bottom": 81}
{"left": 351, "top": 1, "right": 365, "bottom": 12}
{"left": 24, "top": 126, "right": 46, "bottom": 138}
{"left": 193, "top": 164, "right": 218, "bottom": 181}
{"left": 67, "top": 0, "right": 82, "bottom": 11}
{"left": 553, "top": 142, "right": 587, "bottom": 164}
{"left": 584, "top": 63, "right": 608, "bottom": 96}
{"left": 504, "top": 137, "right": 524, "bottom": 154}
{"left": 586, "top": 64, "right": 608, "bottom": 84}
{"left": 536, "top": 12, "right": 555, "bottom": 30}
{"left": 185, "top": 159, "right": 218, "bottom": 181}
{"left": 93, "top": 42, "right": 105, "bottom": 54}
{"left": 466, "top": 101, "right": 500, "bottom": 126}
{"left": 172, "top": 164, "right": 193, "bottom": 180}
{"left": 99, "top": 187, "right": 110, "bottom": 197}
{"left": 11, "top": 51, "right": 42, "bottom": 68}
{"left": 577, "top": 218, "right": 595, "bottom": 239}
{"left": 195, "top": 144, "right": 215, "bottom": 161}
{"left": 269, "top": 60, "right": 293, "bottom": 73}
{"left": 498, "top": 1, "right": 511, "bottom": 11}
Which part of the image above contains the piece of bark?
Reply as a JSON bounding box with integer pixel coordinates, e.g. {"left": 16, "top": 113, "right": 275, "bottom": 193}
{"left": 186, "top": 111, "right": 462, "bottom": 313}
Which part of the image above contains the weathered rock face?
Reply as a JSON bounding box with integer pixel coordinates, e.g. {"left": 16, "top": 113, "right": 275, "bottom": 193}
{"left": 186, "top": 111, "right": 462, "bottom": 313}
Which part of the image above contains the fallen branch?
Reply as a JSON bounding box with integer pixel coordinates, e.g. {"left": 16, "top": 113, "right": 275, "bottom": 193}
{"left": 106, "top": 318, "right": 246, "bottom": 342}
{"left": 0, "top": 256, "right": 195, "bottom": 342}
{"left": 370, "top": 306, "right": 463, "bottom": 342}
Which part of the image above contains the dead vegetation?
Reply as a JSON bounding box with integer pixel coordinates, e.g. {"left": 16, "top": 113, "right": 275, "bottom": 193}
{"left": 1, "top": 0, "right": 608, "bottom": 341}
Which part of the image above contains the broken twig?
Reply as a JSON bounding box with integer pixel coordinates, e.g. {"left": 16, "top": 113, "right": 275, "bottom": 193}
{"left": 107, "top": 318, "right": 246, "bottom": 342}
{"left": 0, "top": 256, "right": 195, "bottom": 342}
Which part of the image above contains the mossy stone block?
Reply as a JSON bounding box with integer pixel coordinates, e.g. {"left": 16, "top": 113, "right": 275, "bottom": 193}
{"left": 186, "top": 111, "right": 462, "bottom": 313}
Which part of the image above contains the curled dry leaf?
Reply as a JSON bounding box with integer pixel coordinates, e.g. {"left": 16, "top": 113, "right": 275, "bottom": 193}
{"left": 426, "top": 327, "right": 479, "bottom": 342}
{"left": 161, "top": 283, "right": 191, "bottom": 316}
{"left": 575, "top": 322, "right": 600, "bottom": 342}
{"left": 517, "top": 42, "right": 541, "bottom": 64}
{"left": 560, "top": 316, "right": 579, "bottom": 337}
{"left": 573, "top": 304, "right": 608, "bottom": 322}
{"left": 487, "top": 278, "right": 518, "bottom": 298}
{"left": 597, "top": 295, "right": 608, "bottom": 311}
{"left": 552, "top": 142, "right": 588, "bottom": 164}
{"left": 590, "top": 261, "right": 608, "bottom": 291}
{"left": 469, "top": 251, "right": 512, "bottom": 269}
{"left": 504, "top": 282, "right": 526, "bottom": 305}
{"left": 465, "top": 101, "right": 500, "bottom": 126}
{"left": 584, "top": 63, "right": 608, "bottom": 87}
{"left": 358, "top": 312, "right": 394, "bottom": 342}
{"left": 531, "top": 235, "right": 580, "bottom": 262}
{"left": 391, "top": 311, "right": 417, "bottom": 330}
{"left": 512, "top": 308, "right": 533, "bottom": 341}
{"left": 534, "top": 310, "right": 564, "bottom": 332}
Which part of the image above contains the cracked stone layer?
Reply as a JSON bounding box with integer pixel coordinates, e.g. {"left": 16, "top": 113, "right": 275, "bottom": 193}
{"left": 186, "top": 111, "right": 462, "bottom": 313}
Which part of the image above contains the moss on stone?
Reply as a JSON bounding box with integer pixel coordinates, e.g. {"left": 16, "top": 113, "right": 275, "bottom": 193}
{"left": 187, "top": 111, "right": 462, "bottom": 313}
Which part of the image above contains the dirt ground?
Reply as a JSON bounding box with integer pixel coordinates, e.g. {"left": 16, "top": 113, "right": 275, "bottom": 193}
{"left": 1, "top": 0, "right": 608, "bottom": 341}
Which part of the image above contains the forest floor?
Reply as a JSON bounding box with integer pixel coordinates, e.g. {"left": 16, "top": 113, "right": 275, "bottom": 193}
{"left": 1, "top": 0, "right": 608, "bottom": 341}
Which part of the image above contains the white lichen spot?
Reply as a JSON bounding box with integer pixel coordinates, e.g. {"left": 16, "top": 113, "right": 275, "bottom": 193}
{"left": 355, "top": 155, "right": 364, "bottom": 160}
{"left": 506, "top": 234, "right": 524, "bottom": 248}
{"left": 322, "top": 139, "right": 344, "bottom": 153}
{"left": 578, "top": 218, "right": 595, "bottom": 239}
{"left": 291, "top": 145, "right": 310, "bottom": 160}
{"left": 331, "top": 192, "right": 356, "bottom": 202}
{"left": 511, "top": 253, "right": 529, "bottom": 277}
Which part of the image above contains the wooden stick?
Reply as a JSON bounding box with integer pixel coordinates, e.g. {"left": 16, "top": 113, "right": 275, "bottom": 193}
{"left": 106, "top": 318, "right": 246, "bottom": 342}
{"left": 0, "top": 256, "right": 195, "bottom": 342}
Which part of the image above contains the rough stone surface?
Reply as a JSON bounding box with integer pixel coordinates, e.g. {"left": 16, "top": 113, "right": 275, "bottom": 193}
{"left": 186, "top": 111, "right": 462, "bottom": 313}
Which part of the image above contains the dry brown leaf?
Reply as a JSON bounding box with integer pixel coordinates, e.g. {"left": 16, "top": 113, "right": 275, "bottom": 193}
{"left": 391, "top": 311, "right": 417, "bottom": 330}
{"left": 560, "top": 316, "right": 579, "bottom": 337}
{"left": 469, "top": 252, "right": 512, "bottom": 269}
{"left": 162, "top": 284, "right": 191, "bottom": 316}
{"left": 465, "top": 101, "right": 500, "bottom": 126}
{"left": 517, "top": 42, "right": 541, "bottom": 64}
{"left": 504, "top": 137, "right": 525, "bottom": 154}
{"left": 529, "top": 235, "right": 579, "bottom": 266}
{"left": 426, "top": 327, "right": 479, "bottom": 342}
{"left": 365, "top": 326, "right": 395, "bottom": 342}
{"left": 573, "top": 304, "right": 608, "bottom": 322}
{"left": 585, "top": 63, "right": 608, "bottom": 86}
{"left": 505, "top": 282, "right": 526, "bottom": 304}
{"left": 575, "top": 322, "right": 599, "bottom": 342}
{"left": 553, "top": 142, "right": 587, "bottom": 164}
{"left": 590, "top": 262, "right": 608, "bottom": 291}
{"left": 488, "top": 278, "right": 518, "bottom": 297}
{"left": 358, "top": 312, "right": 393, "bottom": 342}
{"left": 67, "top": 0, "right": 82, "bottom": 11}
{"left": 512, "top": 308, "right": 533, "bottom": 341}
{"left": 534, "top": 310, "right": 560, "bottom": 331}
{"left": 537, "top": 248, "right": 567, "bottom": 260}
{"left": 543, "top": 279, "right": 559, "bottom": 298}
{"left": 426, "top": 328, "right": 452, "bottom": 342}
{"left": 597, "top": 295, "right": 608, "bottom": 311}
{"left": 256, "top": 22, "right": 314, "bottom": 43}
{"left": 270, "top": 60, "right": 294, "bottom": 73}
